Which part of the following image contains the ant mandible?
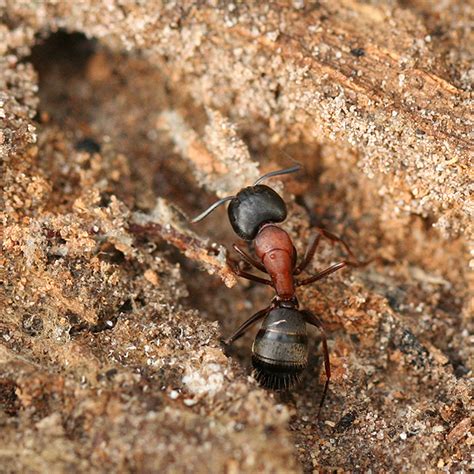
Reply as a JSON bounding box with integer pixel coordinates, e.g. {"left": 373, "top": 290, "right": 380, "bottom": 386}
{"left": 192, "top": 165, "right": 365, "bottom": 414}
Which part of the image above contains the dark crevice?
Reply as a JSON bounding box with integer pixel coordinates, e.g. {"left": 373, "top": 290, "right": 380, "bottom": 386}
{"left": 30, "top": 30, "right": 96, "bottom": 82}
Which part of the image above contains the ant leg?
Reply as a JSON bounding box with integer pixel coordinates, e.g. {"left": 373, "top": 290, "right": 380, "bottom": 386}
{"left": 316, "top": 227, "right": 358, "bottom": 262}
{"left": 233, "top": 244, "right": 267, "bottom": 273}
{"left": 293, "top": 234, "right": 321, "bottom": 275}
{"left": 296, "top": 260, "right": 358, "bottom": 287}
{"left": 302, "top": 310, "right": 330, "bottom": 418}
{"left": 227, "top": 257, "right": 274, "bottom": 286}
{"left": 223, "top": 304, "right": 273, "bottom": 345}
{"left": 295, "top": 229, "right": 369, "bottom": 277}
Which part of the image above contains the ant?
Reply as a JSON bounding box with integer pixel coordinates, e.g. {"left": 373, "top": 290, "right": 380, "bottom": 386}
{"left": 192, "top": 165, "right": 365, "bottom": 414}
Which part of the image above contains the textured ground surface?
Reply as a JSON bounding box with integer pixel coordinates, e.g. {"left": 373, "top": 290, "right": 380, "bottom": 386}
{"left": 1, "top": 2, "right": 472, "bottom": 473}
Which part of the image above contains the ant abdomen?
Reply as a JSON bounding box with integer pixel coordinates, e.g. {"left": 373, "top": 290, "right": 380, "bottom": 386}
{"left": 252, "top": 307, "right": 308, "bottom": 390}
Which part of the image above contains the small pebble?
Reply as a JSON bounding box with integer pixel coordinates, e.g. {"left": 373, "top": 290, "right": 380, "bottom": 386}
{"left": 183, "top": 399, "right": 198, "bottom": 406}
{"left": 169, "top": 390, "right": 179, "bottom": 400}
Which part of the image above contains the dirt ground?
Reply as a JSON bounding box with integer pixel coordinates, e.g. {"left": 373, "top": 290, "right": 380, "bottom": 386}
{"left": 1, "top": 2, "right": 472, "bottom": 473}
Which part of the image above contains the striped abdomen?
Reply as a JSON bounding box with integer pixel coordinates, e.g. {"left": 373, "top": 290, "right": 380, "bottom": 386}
{"left": 252, "top": 307, "right": 308, "bottom": 390}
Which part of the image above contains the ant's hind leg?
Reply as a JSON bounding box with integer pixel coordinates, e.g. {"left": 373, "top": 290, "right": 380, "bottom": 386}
{"left": 223, "top": 305, "right": 273, "bottom": 345}
{"left": 302, "top": 310, "right": 331, "bottom": 418}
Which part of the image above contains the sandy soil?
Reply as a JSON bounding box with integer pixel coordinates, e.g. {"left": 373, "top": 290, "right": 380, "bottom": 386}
{"left": 1, "top": 2, "right": 472, "bottom": 473}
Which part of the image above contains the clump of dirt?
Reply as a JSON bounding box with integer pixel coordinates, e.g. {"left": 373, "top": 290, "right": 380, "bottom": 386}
{"left": 1, "top": 3, "right": 472, "bottom": 473}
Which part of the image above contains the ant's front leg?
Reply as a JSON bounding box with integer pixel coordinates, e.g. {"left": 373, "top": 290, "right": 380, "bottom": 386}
{"left": 232, "top": 243, "right": 268, "bottom": 273}
{"left": 294, "top": 228, "right": 369, "bottom": 276}
{"left": 294, "top": 234, "right": 321, "bottom": 275}
{"left": 316, "top": 227, "right": 363, "bottom": 263}
{"left": 316, "top": 227, "right": 374, "bottom": 267}
{"left": 226, "top": 254, "right": 273, "bottom": 287}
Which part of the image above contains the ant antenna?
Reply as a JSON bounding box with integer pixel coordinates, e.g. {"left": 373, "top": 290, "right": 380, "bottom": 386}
{"left": 253, "top": 164, "right": 301, "bottom": 186}
{"left": 191, "top": 154, "right": 302, "bottom": 223}
{"left": 191, "top": 195, "right": 235, "bottom": 223}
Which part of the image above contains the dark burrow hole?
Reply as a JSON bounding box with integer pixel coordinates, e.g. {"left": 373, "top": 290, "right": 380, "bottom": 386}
{"left": 29, "top": 31, "right": 97, "bottom": 122}
{"left": 28, "top": 29, "right": 214, "bottom": 217}
{"left": 31, "top": 30, "right": 96, "bottom": 70}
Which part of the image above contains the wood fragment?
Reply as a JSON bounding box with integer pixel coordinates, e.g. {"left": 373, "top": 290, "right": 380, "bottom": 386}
{"left": 447, "top": 418, "right": 472, "bottom": 445}
{"left": 130, "top": 199, "right": 237, "bottom": 287}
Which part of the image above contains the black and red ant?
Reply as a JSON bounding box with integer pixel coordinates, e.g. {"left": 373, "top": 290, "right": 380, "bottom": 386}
{"left": 192, "top": 165, "right": 365, "bottom": 414}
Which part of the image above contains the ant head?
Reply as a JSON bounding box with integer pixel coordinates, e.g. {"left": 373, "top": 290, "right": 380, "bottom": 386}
{"left": 228, "top": 185, "right": 287, "bottom": 240}
{"left": 191, "top": 164, "right": 301, "bottom": 240}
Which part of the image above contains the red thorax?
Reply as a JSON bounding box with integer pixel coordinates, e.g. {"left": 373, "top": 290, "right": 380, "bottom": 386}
{"left": 254, "top": 224, "right": 295, "bottom": 300}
